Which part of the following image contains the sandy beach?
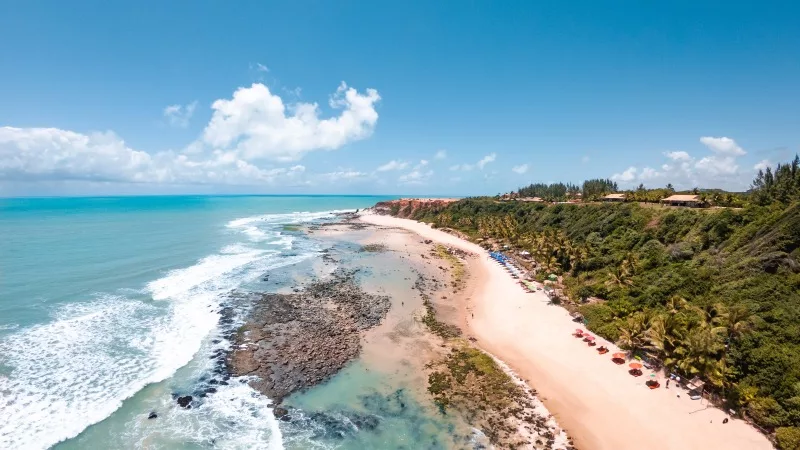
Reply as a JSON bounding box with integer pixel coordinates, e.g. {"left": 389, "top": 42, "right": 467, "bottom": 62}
{"left": 359, "top": 212, "right": 774, "bottom": 450}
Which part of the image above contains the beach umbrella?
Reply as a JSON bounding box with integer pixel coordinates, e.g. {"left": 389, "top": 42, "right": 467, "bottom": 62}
{"left": 584, "top": 335, "right": 595, "bottom": 341}
{"left": 575, "top": 329, "right": 584, "bottom": 334}
{"left": 612, "top": 352, "right": 625, "bottom": 359}
{"left": 629, "top": 362, "right": 643, "bottom": 370}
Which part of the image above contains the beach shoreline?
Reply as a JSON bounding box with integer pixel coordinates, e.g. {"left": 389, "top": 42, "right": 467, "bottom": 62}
{"left": 358, "top": 211, "right": 774, "bottom": 450}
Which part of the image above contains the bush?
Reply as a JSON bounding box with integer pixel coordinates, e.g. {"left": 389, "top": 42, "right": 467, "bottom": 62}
{"left": 748, "top": 397, "right": 790, "bottom": 429}
{"left": 776, "top": 427, "right": 800, "bottom": 450}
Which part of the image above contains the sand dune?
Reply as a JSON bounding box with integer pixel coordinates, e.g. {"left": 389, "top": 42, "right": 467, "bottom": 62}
{"left": 359, "top": 212, "right": 773, "bottom": 450}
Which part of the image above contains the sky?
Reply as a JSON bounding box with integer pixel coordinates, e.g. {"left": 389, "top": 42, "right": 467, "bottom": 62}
{"left": 1, "top": 1, "right": 799, "bottom": 197}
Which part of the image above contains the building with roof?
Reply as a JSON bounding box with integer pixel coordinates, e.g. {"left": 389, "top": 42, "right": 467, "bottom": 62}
{"left": 601, "top": 193, "right": 626, "bottom": 202}
{"left": 661, "top": 194, "right": 705, "bottom": 207}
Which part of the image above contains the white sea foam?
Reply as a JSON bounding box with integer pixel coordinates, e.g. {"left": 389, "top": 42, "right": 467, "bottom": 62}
{"left": 0, "top": 210, "right": 335, "bottom": 449}
{"left": 226, "top": 209, "right": 353, "bottom": 230}
{"left": 131, "top": 379, "right": 284, "bottom": 450}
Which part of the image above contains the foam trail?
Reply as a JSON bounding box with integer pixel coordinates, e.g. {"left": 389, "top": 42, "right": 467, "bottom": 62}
{"left": 0, "top": 209, "right": 340, "bottom": 449}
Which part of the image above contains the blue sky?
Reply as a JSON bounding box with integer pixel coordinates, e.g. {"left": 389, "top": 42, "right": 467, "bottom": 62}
{"left": 1, "top": 1, "right": 798, "bottom": 196}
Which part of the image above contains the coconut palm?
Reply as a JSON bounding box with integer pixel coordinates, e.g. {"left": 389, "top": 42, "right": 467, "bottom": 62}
{"left": 674, "top": 325, "right": 724, "bottom": 378}
{"left": 617, "top": 312, "right": 652, "bottom": 357}
{"left": 665, "top": 295, "right": 689, "bottom": 315}
{"left": 605, "top": 264, "right": 633, "bottom": 289}
{"left": 715, "top": 304, "right": 754, "bottom": 341}
{"left": 645, "top": 313, "right": 684, "bottom": 366}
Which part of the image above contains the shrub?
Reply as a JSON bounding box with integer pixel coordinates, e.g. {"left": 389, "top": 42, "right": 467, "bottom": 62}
{"left": 776, "top": 427, "right": 800, "bottom": 450}
{"left": 748, "top": 397, "right": 790, "bottom": 429}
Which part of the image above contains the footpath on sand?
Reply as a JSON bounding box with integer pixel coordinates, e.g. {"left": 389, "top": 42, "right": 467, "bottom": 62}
{"left": 359, "top": 212, "right": 773, "bottom": 450}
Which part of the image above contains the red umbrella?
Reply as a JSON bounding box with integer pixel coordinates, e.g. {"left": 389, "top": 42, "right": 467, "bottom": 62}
{"left": 629, "top": 362, "right": 643, "bottom": 370}
{"left": 612, "top": 352, "right": 625, "bottom": 359}
{"left": 584, "top": 336, "right": 596, "bottom": 341}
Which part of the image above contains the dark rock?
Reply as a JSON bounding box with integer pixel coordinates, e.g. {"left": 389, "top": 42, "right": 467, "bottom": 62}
{"left": 226, "top": 269, "right": 390, "bottom": 402}
{"left": 273, "top": 406, "right": 289, "bottom": 418}
{"left": 177, "top": 395, "right": 193, "bottom": 408}
{"left": 147, "top": 411, "right": 158, "bottom": 419}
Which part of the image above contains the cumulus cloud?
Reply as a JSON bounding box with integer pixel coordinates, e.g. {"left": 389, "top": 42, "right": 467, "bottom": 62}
{"left": 477, "top": 153, "right": 497, "bottom": 169}
{"left": 665, "top": 151, "right": 691, "bottom": 161}
{"left": 511, "top": 164, "right": 529, "bottom": 174}
{"left": 163, "top": 101, "right": 198, "bottom": 128}
{"left": 610, "top": 137, "right": 752, "bottom": 190}
{"left": 450, "top": 153, "right": 497, "bottom": 172}
{"left": 434, "top": 149, "right": 447, "bottom": 160}
{"left": 376, "top": 160, "right": 409, "bottom": 172}
{"left": 699, "top": 136, "right": 745, "bottom": 156}
{"left": 0, "top": 126, "right": 315, "bottom": 186}
{"left": 398, "top": 169, "right": 433, "bottom": 184}
{"left": 1, "top": 81, "right": 381, "bottom": 191}
{"left": 398, "top": 160, "right": 434, "bottom": 184}
{"left": 200, "top": 82, "right": 380, "bottom": 162}
{"left": 612, "top": 166, "right": 638, "bottom": 182}
{"left": 754, "top": 159, "right": 772, "bottom": 171}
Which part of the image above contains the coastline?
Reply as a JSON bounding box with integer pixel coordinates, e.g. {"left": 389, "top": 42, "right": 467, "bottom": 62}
{"left": 358, "top": 211, "right": 774, "bottom": 450}
{"left": 226, "top": 215, "right": 572, "bottom": 448}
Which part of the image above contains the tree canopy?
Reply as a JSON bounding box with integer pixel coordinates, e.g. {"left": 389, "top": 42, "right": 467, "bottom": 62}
{"left": 395, "top": 157, "right": 800, "bottom": 442}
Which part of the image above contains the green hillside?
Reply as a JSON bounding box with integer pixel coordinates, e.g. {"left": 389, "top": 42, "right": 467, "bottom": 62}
{"left": 391, "top": 158, "right": 800, "bottom": 447}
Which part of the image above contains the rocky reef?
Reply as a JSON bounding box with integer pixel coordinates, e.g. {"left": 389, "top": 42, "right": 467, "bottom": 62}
{"left": 226, "top": 269, "right": 391, "bottom": 403}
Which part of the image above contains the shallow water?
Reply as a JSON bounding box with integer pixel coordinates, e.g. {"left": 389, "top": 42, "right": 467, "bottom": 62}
{"left": 0, "top": 195, "right": 480, "bottom": 450}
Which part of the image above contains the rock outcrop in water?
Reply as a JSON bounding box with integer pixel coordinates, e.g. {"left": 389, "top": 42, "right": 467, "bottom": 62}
{"left": 227, "top": 269, "right": 390, "bottom": 402}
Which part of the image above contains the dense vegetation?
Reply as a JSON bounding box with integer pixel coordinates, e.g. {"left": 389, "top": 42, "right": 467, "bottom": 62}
{"left": 512, "top": 178, "right": 748, "bottom": 207}
{"left": 515, "top": 178, "right": 617, "bottom": 201}
{"left": 397, "top": 158, "right": 800, "bottom": 446}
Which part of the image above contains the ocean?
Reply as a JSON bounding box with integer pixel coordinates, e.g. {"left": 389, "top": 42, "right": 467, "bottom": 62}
{"left": 0, "top": 195, "right": 405, "bottom": 450}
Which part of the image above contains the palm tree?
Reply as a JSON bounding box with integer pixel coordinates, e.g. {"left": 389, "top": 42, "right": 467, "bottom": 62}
{"left": 715, "top": 304, "right": 753, "bottom": 341}
{"left": 605, "top": 264, "right": 633, "bottom": 289}
{"left": 618, "top": 312, "right": 652, "bottom": 357}
{"left": 645, "top": 313, "right": 684, "bottom": 367}
{"left": 675, "top": 326, "right": 724, "bottom": 379}
{"left": 665, "top": 295, "right": 689, "bottom": 315}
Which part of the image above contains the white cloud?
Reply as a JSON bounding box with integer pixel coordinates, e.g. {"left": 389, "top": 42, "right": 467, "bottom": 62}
{"left": 434, "top": 149, "right": 447, "bottom": 159}
{"left": 664, "top": 151, "right": 691, "bottom": 161}
{"left": 376, "top": 160, "right": 409, "bottom": 172}
{"left": 163, "top": 101, "right": 198, "bottom": 128}
{"left": 398, "top": 169, "right": 433, "bottom": 185}
{"left": 477, "top": 153, "right": 497, "bottom": 169}
{"left": 612, "top": 166, "right": 638, "bottom": 182}
{"left": 639, "top": 167, "right": 658, "bottom": 180}
{"left": 754, "top": 159, "right": 772, "bottom": 171}
{"left": 700, "top": 136, "right": 745, "bottom": 156}
{"left": 255, "top": 62, "right": 269, "bottom": 73}
{"left": 0, "top": 126, "right": 314, "bottom": 186}
{"left": 0, "top": 80, "right": 382, "bottom": 192}
{"left": 398, "top": 160, "right": 434, "bottom": 184}
{"left": 320, "top": 170, "right": 370, "bottom": 182}
{"left": 201, "top": 82, "right": 380, "bottom": 162}
{"left": 609, "top": 136, "right": 752, "bottom": 190}
{"left": 511, "top": 164, "right": 529, "bottom": 174}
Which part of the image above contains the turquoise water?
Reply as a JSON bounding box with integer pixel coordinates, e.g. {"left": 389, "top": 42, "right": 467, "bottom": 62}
{"left": 0, "top": 195, "right": 395, "bottom": 449}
